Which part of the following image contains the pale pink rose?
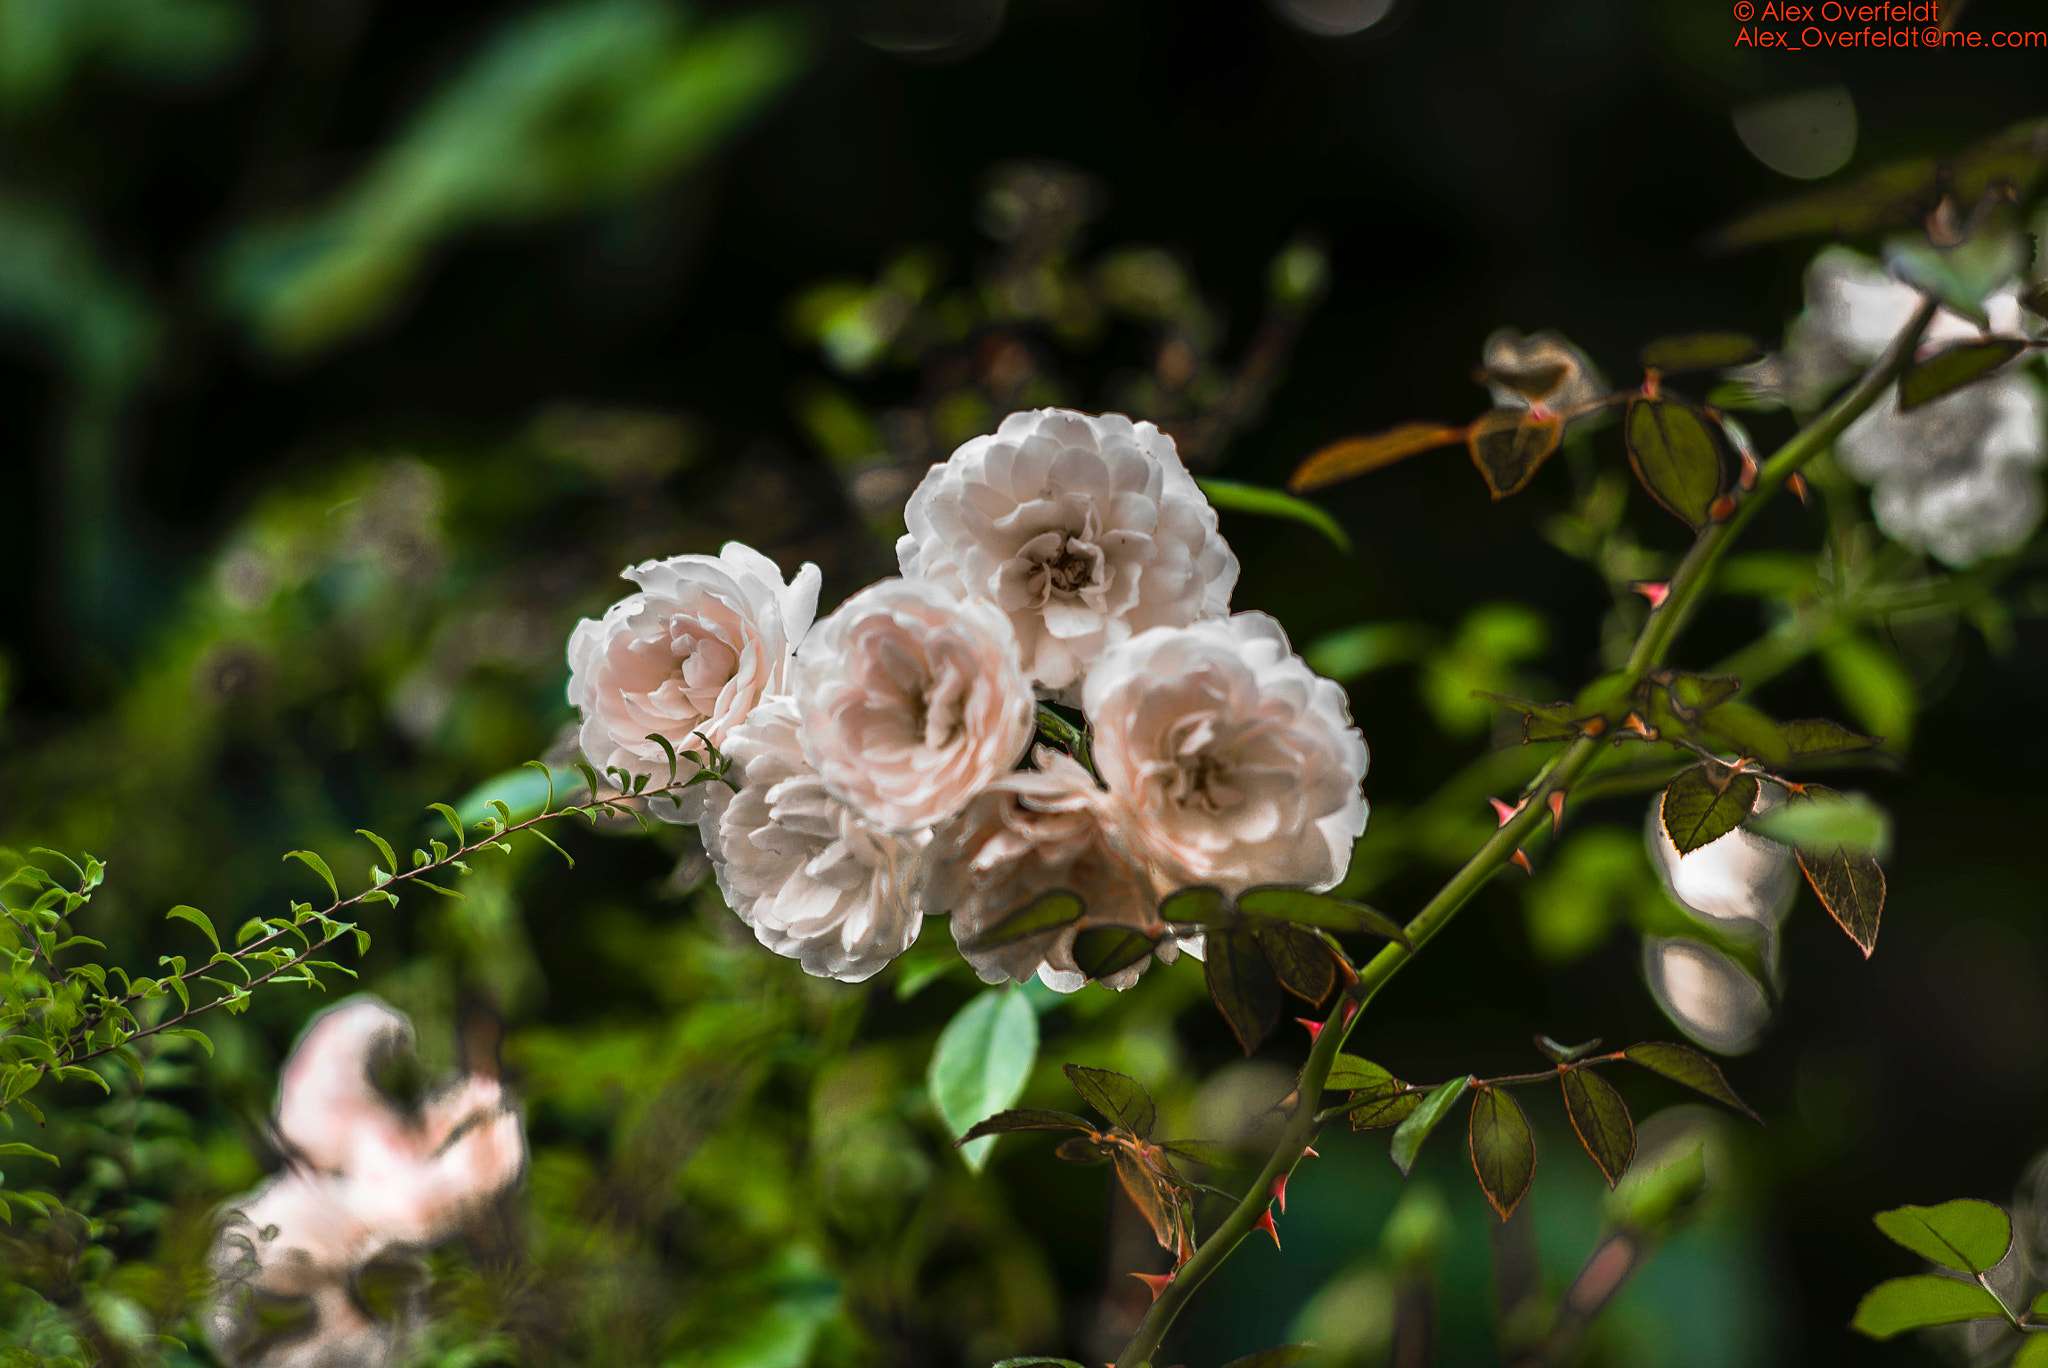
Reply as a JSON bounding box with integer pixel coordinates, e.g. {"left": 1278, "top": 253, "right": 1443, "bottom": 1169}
{"left": 928, "top": 747, "right": 1183, "bottom": 992}
{"left": 567, "top": 542, "right": 821, "bottom": 820}
{"left": 698, "top": 698, "right": 932, "bottom": 982}
{"left": 1085, "top": 613, "right": 1369, "bottom": 893}
{"left": 897, "top": 408, "right": 1239, "bottom": 703}
{"left": 793, "top": 577, "right": 1034, "bottom": 834}
{"left": 208, "top": 998, "right": 524, "bottom": 1367}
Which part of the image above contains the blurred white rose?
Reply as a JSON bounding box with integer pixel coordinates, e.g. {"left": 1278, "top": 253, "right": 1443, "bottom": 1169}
{"left": 1480, "top": 328, "right": 1608, "bottom": 423}
{"left": 1085, "top": 612, "right": 1369, "bottom": 893}
{"left": 1642, "top": 937, "right": 1773, "bottom": 1056}
{"left": 794, "top": 576, "right": 1034, "bottom": 834}
{"left": 1645, "top": 788, "right": 1797, "bottom": 933}
{"left": 208, "top": 998, "right": 524, "bottom": 1368}
{"left": 567, "top": 542, "right": 821, "bottom": 820}
{"left": 896, "top": 407, "right": 1239, "bottom": 702}
{"left": 1753, "top": 247, "right": 2046, "bottom": 568}
{"left": 928, "top": 746, "right": 1183, "bottom": 992}
{"left": 699, "top": 697, "right": 932, "bottom": 983}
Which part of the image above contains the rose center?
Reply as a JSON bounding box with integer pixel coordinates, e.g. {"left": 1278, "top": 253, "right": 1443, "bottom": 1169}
{"left": 1045, "top": 540, "right": 1102, "bottom": 594}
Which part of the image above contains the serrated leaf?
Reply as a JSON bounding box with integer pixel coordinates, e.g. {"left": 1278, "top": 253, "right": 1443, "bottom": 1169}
{"left": 1639, "top": 332, "right": 1763, "bottom": 374}
{"left": 1622, "top": 1042, "right": 1761, "bottom": 1122}
{"left": 1289, "top": 422, "right": 1466, "bottom": 493}
{"left": 1778, "top": 718, "right": 1883, "bottom": 759}
{"left": 1206, "top": 928, "right": 1283, "bottom": 1055}
{"left": 1053, "top": 1136, "right": 1111, "bottom": 1165}
{"left": 1535, "top": 1035, "right": 1603, "bottom": 1064}
{"left": 962, "top": 889, "right": 1086, "bottom": 951}
{"left": 1850, "top": 1274, "right": 2008, "bottom": 1339}
{"left": 1157, "top": 1139, "right": 1237, "bottom": 1167}
{"left": 1872, "top": 1200, "right": 2012, "bottom": 1274}
{"left": 1798, "top": 847, "right": 1885, "bottom": 957}
{"left": 1654, "top": 669, "right": 1742, "bottom": 720}
{"left": 1466, "top": 408, "right": 1564, "bottom": 499}
{"left": 1064, "top": 1064, "right": 1156, "bottom": 1138}
{"left": 1898, "top": 338, "right": 2029, "bottom": 412}
{"left": 1468, "top": 1086, "right": 1536, "bottom": 1220}
{"left": 1237, "top": 887, "right": 1407, "bottom": 943}
{"left": 1257, "top": 923, "right": 1336, "bottom": 1005}
{"left": 959, "top": 1109, "right": 1096, "bottom": 1143}
{"left": 1159, "top": 885, "right": 1232, "bottom": 927}
{"left": 282, "top": 850, "right": 339, "bottom": 903}
{"left": 1661, "top": 765, "right": 1759, "bottom": 855}
{"left": 166, "top": 905, "right": 220, "bottom": 951}
{"left": 929, "top": 990, "right": 1039, "bottom": 1172}
{"left": 1326, "top": 1055, "right": 1396, "bottom": 1092}
{"left": 1070, "top": 926, "right": 1157, "bottom": 981}
{"left": 1391, "top": 1076, "right": 1470, "bottom": 1177}
{"left": 1625, "top": 396, "right": 1736, "bottom": 530}
{"left": 1198, "top": 478, "right": 1352, "bottom": 554}
{"left": 1561, "top": 1068, "right": 1635, "bottom": 1187}
{"left": 1112, "top": 1148, "right": 1181, "bottom": 1251}
{"left": 1221, "top": 1348, "right": 1320, "bottom": 1368}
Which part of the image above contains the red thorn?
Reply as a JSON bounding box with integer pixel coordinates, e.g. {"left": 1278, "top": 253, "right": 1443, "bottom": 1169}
{"left": 1303, "top": 1145, "right": 1320, "bottom": 1159}
{"left": 1641, "top": 370, "right": 1662, "bottom": 400}
{"left": 1341, "top": 999, "right": 1358, "bottom": 1029}
{"left": 1130, "top": 1270, "right": 1174, "bottom": 1302}
{"left": 1708, "top": 493, "right": 1738, "bottom": 521}
{"left": 1629, "top": 580, "right": 1670, "bottom": 610}
{"left": 1788, "top": 472, "right": 1812, "bottom": 505}
{"left": 1511, "top": 848, "right": 1533, "bottom": 874}
{"left": 1622, "top": 712, "right": 1658, "bottom": 740}
{"left": 1296, "top": 1017, "right": 1322, "bottom": 1043}
{"left": 1547, "top": 790, "right": 1566, "bottom": 834}
{"left": 1254, "top": 1208, "right": 1282, "bottom": 1250}
{"left": 1738, "top": 449, "right": 1760, "bottom": 491}
{"left": 1488, "top": 796, "right": 1523, "bottom": 827}
{"left": 1271, "top": 1173, "right": 1289, "bottom": 1214}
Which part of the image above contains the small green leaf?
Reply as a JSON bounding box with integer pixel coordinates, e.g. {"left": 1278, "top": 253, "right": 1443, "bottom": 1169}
{"left": 528, "top": 826, "right": 575, "bottom": 869}
{"left": 1778, "top": 718, "right": 1883, "bottom": 760}
{"left": 929, "top": 989, "right": 1039, "bottom": 1172}
{"left": 1326, "top": 1054, "right": 1396, "bottom": 1092}
{"left": 958, "top": 1109, "right": 1095, "bottom": 1143}
{"left": 1466, "top": 408, "right": 1564, "bottom": 499}
{"left": 1624, "top": 396, "right": 1736, "bottom": 530}
{"left": 0, "top": 1142, "right": 57, "bottom": 1165}
{"left": 1468, "top": 1086, "right": 1537, "bottom": 1219}
{"left": 961, "top": 889, "right": 1085, "bottom": 951}
{"left": 1850, "top": 1274, "right": 2008, "bottom": 1339}
{"left": 1064, "top": 1064, "right": 1157, "bottom": 1138}
{"left": 355, "top": 829, "right": 399, "bottom": 875}
{"left": 1797, "top": 846, "right": 1885, "bottom": 958}
{"left": 1534, "top": 1035, "right": 1603, "bottom": 1064}
{"left": 1391, "top": 1076, "right": 1471, "bottom": 1177}
{"left": 1653, "top": 669, "right": 1743, "bottom": 720}
{"left": 1661, "top": 765, "right": 1760, "bottom": 855}
{"left": 2013, "top": 1336, "right": 2048, "bottom": 1368}
{"left": 165, "top": 906, "right": 220, "bottom": 952}
{"left": 1749, "top": 789, "right": 1891, "bottom": 858}
{"left": 1898, "top": 338, "right": 2029, "bottom": 411}
{"left": 1206, "top": 928, "right": 1283, "bottom": 1056}
{"left": 1198, "top": 478, "right": 1352, "bottom": 554}
{"left": 1561, "top": 1068, "right": 1635, "bottom": 1188}
{"left": 157, "top": 1028, "right": 216, "bottom": 1058}
{"left": 1237, "top": 887, "right": 1407, "bottom": 943}
{"left": 1159, "top": 885, "right": 1232, "bottom": 927}
{"left": 1069, "top": 926, "right": 1157, "bottom": 980}
{"left": 646, "top": 732, "right": 681, "bottom": 786}
{"left": 1256, "top": 923, "right": 1335, "bottom": 1005}
{"left": 426, "top": 803, "right": 465, "bottom": 845}
{"left": 1638, "top": 332, "right": 1763, "bottom": 374}
{"left": 1622, "top": 1042, "right": 1761, "bottom": 1122}
{"left": 1872, "top": 1200, "right": 2012, "bottom": 1274}
{"left": 283, "top": 850, "right": 339, "bottom": 903}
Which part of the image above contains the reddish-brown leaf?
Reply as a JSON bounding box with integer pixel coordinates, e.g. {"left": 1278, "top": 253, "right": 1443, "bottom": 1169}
{"left": 1288, "top": 422, "right": 1466, "bottom": 493}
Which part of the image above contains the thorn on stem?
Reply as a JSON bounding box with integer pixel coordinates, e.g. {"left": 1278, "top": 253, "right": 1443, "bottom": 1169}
{"left": 1271, "top": 1173, "right": 1289, "bottom": 1214}
{"left": 1131, "top": 1270, "right": 1174, "bottom": 1302}
{"left": 1255, "top": 1207, "right": 1282, "bottom": 1250}
{"left": 1488, "top": 796, "right": 1524, "bottom": 826}
{"left": 1511, "top": 848, "right": 1533, "bottom": 874}
{"left": 1547, "top": 790, "right": 1566, "bottom": 834}
{"left": 1789, "top": 472, "right": 1812, "bottom": 505}
{"left": 1629, "top": 580, "right": 1670, "bottom": 610}
{"left": 1297, "top": 1017, "right": 1322, "bottom": 1043}
{"left": 1303, "top": 1145, "right": 1320, "bottom": 1159}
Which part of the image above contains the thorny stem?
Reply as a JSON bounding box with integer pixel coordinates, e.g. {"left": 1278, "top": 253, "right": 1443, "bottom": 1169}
{"left": 1111, "top": 293, "right": 1941, "bottom": 1368}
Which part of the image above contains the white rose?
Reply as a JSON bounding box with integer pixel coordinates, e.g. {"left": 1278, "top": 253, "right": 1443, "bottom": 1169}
{"left": 1085, "top": 612, "right": 1369, "bottom": 893}
{"left": 1644, "top": 790, "right": 1797, "bottom": 932}
{"left": 1642, "top": 937, "right": 1772, "bottom": 1056}
{"left": 896, "top": 407, "right": 1239, "bottom": 702}
{"left": 793, "top": 576, "right": 1034, "bottom": 834}
{"left": 1479, "top": 328, "right": 1608, "bottom": 424}
{"left": 698, "top": 698, "right": 931, "bottom": 983}
{"left": 928, "top": 747, "right": 1181, "bottom": 993}
{"left": 567, "top": 542, "right": 821, "bottom": 820}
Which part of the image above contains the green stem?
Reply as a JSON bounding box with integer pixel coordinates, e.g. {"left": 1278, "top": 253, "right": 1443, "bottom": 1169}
{"left": 1111, "top": 293, "right": 1939, "bottom": 1368}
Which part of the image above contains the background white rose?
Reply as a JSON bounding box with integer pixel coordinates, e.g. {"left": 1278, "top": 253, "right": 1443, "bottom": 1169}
{"left": 928, "top": 747, "right": 1180, "bottom": 993}
{"left": 699, "top": 698, "right": 932, "bottom": 983}
{"left": 896, "top": 407, "right": 1239, "bottom": 702}
{"left": 1085, "top": 612, "right": 1369, "bottom": 894}
{"left": 794, "top": 576, "right": 1034, "bottom": 834}
{"left": 567, "top": 542, "right": 821, "bottom": 819}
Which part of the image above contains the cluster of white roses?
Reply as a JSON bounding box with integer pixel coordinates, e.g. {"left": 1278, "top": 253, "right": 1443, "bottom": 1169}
{"left": 567, "top": 408, "right": 1371, "bottom": 988}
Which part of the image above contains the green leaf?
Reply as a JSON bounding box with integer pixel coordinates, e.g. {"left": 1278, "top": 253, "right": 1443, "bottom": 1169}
{"left": 426, "top": 803, "right": 465, "bottom": 845}
{"left": 1822, "top": 634, "right": 1916, "bottom": 748}
{"left": 1778, "top": 718, "right": 1884, "bottom": 760}
{"left": 1197, "top": 478, "right": 1351, "bottom": 553}
{"left": 1624, "top": 396, "right": 1736, "bottom": 530}
{"left": 0, "top": 1142, "right": 57, "bottom": 1165}
{"left": 991, "top": 1357, "right": 1088, "bottom": 1367}
{"left": 1205, "top": 928, "right": 1283, "bottom": 1056}
{"left": 1660, "top": 765, "right": 1760, "bottom": 855}
{"left": 645, "top": 732, "right": 681, "bottom": 786}
{"left": 1347, "top": 1090, "right": 1422, "bottom": 1130}
{"left": 283, "top": 850, "right": 339, "bottom": 903}
{"left": 2013, "top": 1336, "right": 2048, "bottom": 1368}
{"left": 1466, "top": 408, "right": 1564, "bottom": 499}
{"left": 1159, "top": 885, "right": 1232, "bottom": 927}
{"left": 1326, "top": 1054, "right": 1396, "bottom": 1092}
{"left": 1303, "top": 621, "right": 1434, "bottom": 683}
{"left": 165, "top": 906, "right": 220, "bottom": 952}
{"left": 1560, "top": 1068, "right": 1635, "bottom": 1188}
{"left": 1390, "top": 1076, "right": 1470, "bottom": 1177}
{"left": 961, "top": 890, "right": 1086, "bottom": 951}
{"left": 1221, "top": 1348, "right": 1320, "bottom": 1368}
{"left": 1749, "top": 790, "right": 1891, "bottom": 859}
{"left": 1638, "top": 332, "right": 1762, "bottom": 374}
{"left": 355, "top": 829, "right": 399, "bottom": 876}
{"left": 1622, "top": 1042, "right": 1761, "bottom": 1122}
{"left": 1652, "top": 669, "right": 1743, "bottom": 720}
{"left": 1064, "top": 1064, "right": 1157, "bottom": 1138}
{"left": 1872, "top": 1200, "right": 2012, "bottom": 1274}
{"left": 1850, "top": 1275, "right": 2009, "bottom": 1339}
{"left": 1468, "top": 1086, "right": 1536, "bottom": 1220}
{"left": 928, "top": 989, "right": 1039, "bottom": 1172}
{"left": 157, "top": 1027, "right": 215, "bottom": 1058}
{"left": 1069, "top": 926, "right": 1157, "bottom": 981}
{"left": 959, "top": 1109, "right": 1095, "bottom": 1143}
{"left": 1898, "top": 338, "right": 2029, "bottom": 412}
{"left": 1797, "top": 847, "right": 1885, "bottom": 958}
{"left": 1237, "top": 887, "right": 1407, "bottom": 943}
{"left": 1256, "top": 923, "right": 1335, "bottom": 1005}
{"left": 1534, "top": 1035, "right": 1603, "bottom": 1064}
{"left": 1157, "top": 1139, "right": 1238, "bottom": 1167}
